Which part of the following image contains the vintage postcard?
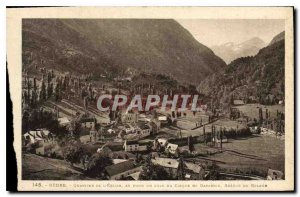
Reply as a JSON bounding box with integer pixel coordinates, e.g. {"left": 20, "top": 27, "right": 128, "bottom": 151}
{"left": 7, "top": 7, "right": 294, "bottom": 191}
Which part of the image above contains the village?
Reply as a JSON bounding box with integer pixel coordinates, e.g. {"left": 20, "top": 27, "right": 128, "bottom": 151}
{"left": 21, "top": 64, "right": 285, "bottom": 181}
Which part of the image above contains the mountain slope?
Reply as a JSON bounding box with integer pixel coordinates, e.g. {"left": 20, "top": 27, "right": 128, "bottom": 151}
{"left": 22, "top": 19, "right": 226, "bottom": 85}
{"left": 269, "top": 31, "right": 285, "bottom": 46}
{"left": 211, "top": 37, "right": 266, "bottom": 64}
{"left": 198, "top": 32, "right": 285, "bottom": 107}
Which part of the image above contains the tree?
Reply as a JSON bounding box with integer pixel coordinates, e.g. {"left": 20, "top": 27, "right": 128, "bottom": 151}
{"left": 203, "top": 125, "right": 206, "bottom": 144}
{"left": 27, "top": 89, "right": 31, "bottom": 105}
{"left": 33, "top": 77, "right": 37, "bottom": 91}
{"left": 212, "top": 125, "right": 217, "bottom": 146}
{"left": 31, "top": 90, "right": 38, "bottom": 107}
{"left": 211, "top": 124, "right": 214, "bottom": 145}
{"left": 85, "top": 153, "right": 113, "bottom": 178}
{"left": 207, "top": 162, "right": 220, "bottom": 180}
{"left": 266, "top": 96, "right": 271, "bottom": 105}
{"left": 172, "top": 111, "right": 175, "bottom": 118}
{"left": 258, "top": 108, "right": 263, "bottom": 125}
{"left": 22, "top": 108, "right": 68, "bottom": 137}
{"left": 177, "top": 157, "right": 185, "bottom": 180}
{"left": 135, "top": 152, "right": 141, "bottom": 163}
{"left": 41, "top": 81, "right": 46, "bottom": 101}
{"left": 63, "top": 141, "right": 84, "bottom": 166}
{"left": 22, "top": 111, "right": 30, "bottom": 133}
{"left": 47, "top": 83, "right": 53, "bottom": 98}
{"left": 54, "top": 83, "right": 60, "bottom": 101}
{"left": 152, "top": 165, "right": 173, "bottom": 180}
{"left": 220, "top": 128, "right": 224, "bottom": 152}
{"left": 70, "top": 119, "right": 82, "bottom": 139}
{"left": 83, "top": 96, "right": 89, "bottom": 110}
{"left": 23, "top": 91, "right": 28, "bottom": 104}
{"left": 109, "top": 110, "right": 115, "bottom": 122}
{"left": 139, "top": 154, "right": 172, "bottom": 180}
{"left": 188, "top": 136, "right": 195, "bottom": 153}
{"left": 47, "top": 72, "right": 52, "bottom": 84}
{"left": 27, "top": 79, "right": 32, "bottom": 90}
{"left": 179, "top": 129, "right": 182, "bottom": 139}
{"left": 139, "top": 154, "right": 153, "bottom": 180}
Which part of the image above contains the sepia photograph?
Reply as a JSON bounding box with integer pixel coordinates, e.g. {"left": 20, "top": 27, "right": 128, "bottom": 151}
{"left": 6, "top": 7, "right": 294, "bottom": 191}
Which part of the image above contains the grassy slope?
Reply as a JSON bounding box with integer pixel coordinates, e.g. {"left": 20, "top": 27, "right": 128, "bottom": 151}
{"left": 22, "top": 153, "right": 90, "bottom": 180}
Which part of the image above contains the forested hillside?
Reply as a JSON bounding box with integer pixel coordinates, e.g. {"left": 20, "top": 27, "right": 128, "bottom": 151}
{"left": 22, "top": 19, "right": 226, "bottom": 85}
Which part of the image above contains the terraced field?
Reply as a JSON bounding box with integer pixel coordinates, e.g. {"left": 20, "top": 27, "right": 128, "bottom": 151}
{"left": 44, "top": 99, "right": 110, "bottom": 124}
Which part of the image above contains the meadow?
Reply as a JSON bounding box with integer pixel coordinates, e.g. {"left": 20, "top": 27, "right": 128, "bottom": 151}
{"left": 192, "top": 135, "right": 284, "bottom": 176}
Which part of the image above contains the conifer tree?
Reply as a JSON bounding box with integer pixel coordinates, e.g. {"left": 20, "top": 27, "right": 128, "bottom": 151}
{"left": 41, "top": 81, "right": 46, "bottom": 101}
{"left": 33, "top": 77, "right": 37, "bottom": 91}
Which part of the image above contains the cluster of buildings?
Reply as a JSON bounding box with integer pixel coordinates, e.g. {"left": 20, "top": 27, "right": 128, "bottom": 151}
{"left": 22, "top": 129, "right": 59, "bottom": 156}
{"left": 84, "top": 110, "right": 166, "bottom": 143}
{"left": 99, "top": 153, "right": 205, "bottom": 180}
{"left": 122, "top": 137, "right": 179, "bottom": 156}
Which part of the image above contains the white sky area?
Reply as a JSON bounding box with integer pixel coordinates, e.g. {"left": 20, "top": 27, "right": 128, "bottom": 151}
{"left": 176, "top": 19, "right": 285, "bottom": 47}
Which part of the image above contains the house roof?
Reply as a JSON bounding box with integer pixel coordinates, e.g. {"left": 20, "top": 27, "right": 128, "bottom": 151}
{"left": 166, "top": 143, "right": 178, "bottom": 151}
{"left": 139, "top": 114, "right": 147, "bottom": 118}
{"left": 58, "top": 117, "right": 70, "bottom": 125}
{"left": 79, "top": 113, "right": 96, "bottom": 123}
{"left": 97, "top": 146, "right": 113, "bottom": 155}
{"left": 249, "top": 96, "right": 257, "bottom": 99}
{"left": 184, "top": 162, "right": 202, "bottom": 174}
{"left": 124, "top": 124, "right": 131, "bottom": 129}
{"left": 24, "top": 129, "right": 50, "bottom": 140}
{"left": 158, "top": 116, "right": 167, "bottom": 121}
{"left": 151, "top": 157, "right": 179, "bottom": 169}
{"left": 105, "top": 141, "right": 123, "bottom": 146}
{"left": 80, "top": 118, "right": 95, "bottom": 123}
{"left": 124, "top": 110, "right": 138, "bottom": 115}
{"left": 109, "top": 151, "right": 135, "bottom": 159}
{"left": 185, "top": 174, "right": 191, "bottom": 179}
{"left": 126, "top": 140, "right": 139, "bottom": 145}
{"left": 140, "top": 124, "right": 150, "bottom": 130}
{"left": 137, "top": 122, "right": 151, "bottom": 130}
{"left": 128, "top": 171, "right": 141, "bottom": 180}
{"left": 157, "top": 138, "right": 168, "bottom": 145}
{"left": 150, "top": 120, "right": 160, "bottom": 127}
{"left": 23, "top": 133, "right": 34, "bottom": 141}
{"left": 266, "top": 94, "right": 275, "bottom": 99}
{"left": 233, "top": 100, "right": 245, "bottom": 105}
{"left": 267, "top": 169, "right": 283, "bottom": 180}
{"left": 138, "top": 141, "right": 152, "bottom": 146}
{"left": 112, "top": 159, "right": 128, "bottom": 164}
{"left": 105, "top": 160, "right": 136, "bottom": 177}
{"left": 34, "top": 137, "right": 44, "bottom": 142}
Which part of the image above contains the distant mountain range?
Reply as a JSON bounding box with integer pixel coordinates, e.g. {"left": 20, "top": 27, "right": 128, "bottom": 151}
{"left": 198, "top": 31, "right": 285, "bottom": 107}
{"left": 22, "top": 19, "right": 226, "bottom": 85}
{"left": 211, "top": 37, "right": 266, "bottom": 64}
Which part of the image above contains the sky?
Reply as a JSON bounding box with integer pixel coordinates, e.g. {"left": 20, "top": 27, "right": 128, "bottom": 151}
{"left": 176, "top": 19, "right": 285, "bottom": 47}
